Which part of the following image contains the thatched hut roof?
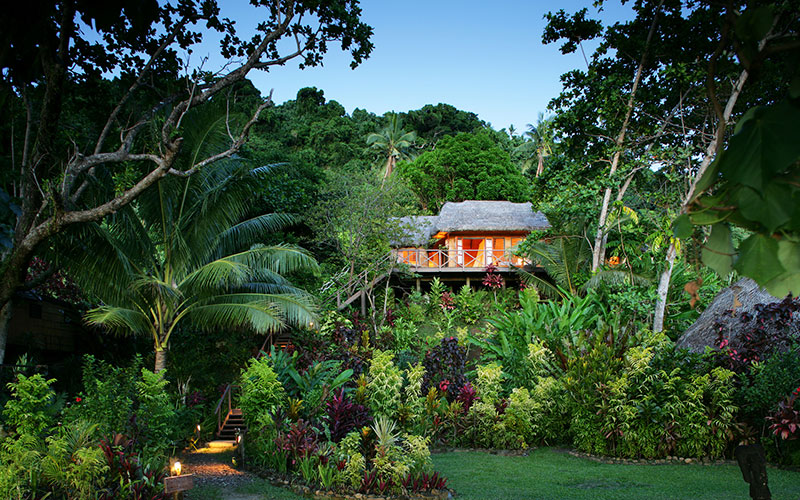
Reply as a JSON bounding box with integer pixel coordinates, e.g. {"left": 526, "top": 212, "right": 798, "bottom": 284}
{"left": 390, "top": 215, "right": 438, "bottom": 247}
{"left": 389, "top": 201, "right": 550, "bottom": 248}
{"left": 676, "top": 278, "right": 800, "bottom": 353}
{"left": 436, "top": 201, "right": 550, "bottom": 233}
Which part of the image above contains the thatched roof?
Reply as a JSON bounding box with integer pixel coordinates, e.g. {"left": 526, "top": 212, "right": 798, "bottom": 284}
{"left": 676, "top": 278, "right": 800, "bottom": 353}
{"left": 436, "top": 201, "right": 550, "bottom": 233}
{"left": 390, "top": 215, "right": 438, "bottom": 247}
{"left": 389, "top": 201, "right": 550, "bottom": 248}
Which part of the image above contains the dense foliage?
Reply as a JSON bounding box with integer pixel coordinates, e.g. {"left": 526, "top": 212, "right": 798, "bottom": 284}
{"left": 399, "top": 131, "right": 530, "bottom": 212}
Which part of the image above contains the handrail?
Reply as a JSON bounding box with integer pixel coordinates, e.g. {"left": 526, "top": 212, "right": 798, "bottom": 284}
{"left": 319, "top": 252, "right": 394, "bottom": 307}
{"left": 214, "top": 383, "right": 241, "bottom": 436}
{"left": 214, "top": 335, "right": 275, "bottom": 436}
{"left": 394, "top": 248, "right": 529, "bottom": 270}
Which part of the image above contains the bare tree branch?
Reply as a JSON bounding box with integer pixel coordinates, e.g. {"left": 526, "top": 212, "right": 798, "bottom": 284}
{"left": 168, "top": 91, "right": 274, "bottom": 178}
{"left": 94, "top": 19, "right": 188, "bottom": 155}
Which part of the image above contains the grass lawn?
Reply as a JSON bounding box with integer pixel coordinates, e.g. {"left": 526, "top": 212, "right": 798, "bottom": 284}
{"left": 188, "top": 447, "right": 800, "bottom": 499}
{"left": 187, "top": 478, "right": 302, "bottom": 500}
{"left": 433, "top": 448, "right": 800, "bottom": 500}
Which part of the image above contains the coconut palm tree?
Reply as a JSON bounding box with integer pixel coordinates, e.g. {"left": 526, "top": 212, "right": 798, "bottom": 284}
{"left": 63, "top": 109, "right": 317, "bottom": 373}
{"left": 366, "top": 112, "right": 417, "bottom": 180}
{"left": 519, "top": 114, "right": 556, "bottom": 177}
{"left": 518, "top": 233, "right": 649, "bottom": 299}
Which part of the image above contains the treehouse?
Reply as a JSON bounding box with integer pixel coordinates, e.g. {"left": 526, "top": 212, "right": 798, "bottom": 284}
{"left": 390, "top": 200, "right": 550, "bottom": 289}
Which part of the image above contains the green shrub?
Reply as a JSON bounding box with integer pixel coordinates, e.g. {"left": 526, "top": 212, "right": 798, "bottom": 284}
{"left": 738, "top": 345, "right": 800, "bottom": 426}
{"left": 402, "top": 362, "right": 426, "bottom": 431}
{"left": 367, "top": 350, "right": 403, "bottom": 418}
{"left": 0, "top": 433, "right": 44, "bottom": 499}
{"left": 2, "top": 374, "right": 57, "bottom": 438}
{"left": 135, "top": 369, "right": 177, "bottom": 465}
{"left": 63, "top": 355, "right": 140, "bottom": 438}
{"left": 530, "top": 376, "right": 568, "bottom": 444}
{"left": 454, "top": 285, "right": 483, "bottom": 324}
{"left": 40, "top": 420, "right": 107, "bottom": 500}
{"left": 503, "top": 387, "right": 536, "bottom": 445}
{"left": 240, "top": 357, "right": 287, "bottom": 426}
{"left": 474, "top": 363, "right": 503, "bottom": 404}
{"left": 392, "top": 317, "right": 418, "bottom": 352}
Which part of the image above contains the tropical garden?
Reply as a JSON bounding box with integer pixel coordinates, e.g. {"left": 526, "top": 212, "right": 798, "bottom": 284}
{"left": 0, "top": 0, "right": 799, "bottom": 499}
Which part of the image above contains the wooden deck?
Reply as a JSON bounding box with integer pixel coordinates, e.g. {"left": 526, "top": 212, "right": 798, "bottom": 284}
{"left": 393, "top": 248, "right": 528, "bottom": 272}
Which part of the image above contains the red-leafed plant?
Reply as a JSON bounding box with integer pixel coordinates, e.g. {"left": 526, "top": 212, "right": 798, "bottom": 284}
{"left": 98, "top": 435, "right": 167, "bottom": 500}
{"left": 482, "top": 264, "right": 504, "bottom": 289}
{"left": 276, "top": 419, "right": 318, "bottom": 461}
{"left": 456, "top": 382, "right": 478, "bottom": 413}
{"left": 402, "top": 471, "right": 448, "bottom": 492}
{"left": 767, "top": 388, "right": 800, "bottom": 441}
{"left": 324, "top": 388, "right": 371, "bottom": 442}
{"left": 440, "top": 291, "right": 455, "bottom": 311}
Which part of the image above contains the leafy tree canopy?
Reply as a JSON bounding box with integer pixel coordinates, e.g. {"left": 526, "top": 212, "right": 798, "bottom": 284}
{"left": 401, "top": 103, "right": 485, "bottom": 144}
{"left": 398, "top": 131, "right": 530, "bottom": 212}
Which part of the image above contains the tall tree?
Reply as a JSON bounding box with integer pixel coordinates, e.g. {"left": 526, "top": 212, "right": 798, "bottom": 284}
{"left": 544, "top": 0, "right": 799, "bottom": 333}
{"left": 399, "top": 131, "right": 530, "bottom": 212}
{"left": 0, "top": 0, "right": 373, "bottom": 364}
{"left": 519, "top": 114, "right": 557, "bottom": 177}
{"left": 367, "top": 112, "right": 417, "bottom": 179}
{"left": 62, "top": 113, "right": 318, "bottom": 372}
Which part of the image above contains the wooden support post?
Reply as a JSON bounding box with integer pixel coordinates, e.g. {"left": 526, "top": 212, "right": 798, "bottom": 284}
{"left": 416, "top": 278, "right": 421, "bottom": 292}
{"left": 466, "top": 276, "right": 471, "bottom": 287}
{"left": 360, "top": 291, "right": 366, "bottom": 316}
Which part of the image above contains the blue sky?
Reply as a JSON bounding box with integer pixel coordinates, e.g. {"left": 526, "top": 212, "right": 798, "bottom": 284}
{"left": 195, "top": 1, "right": 632, "bottom": 132}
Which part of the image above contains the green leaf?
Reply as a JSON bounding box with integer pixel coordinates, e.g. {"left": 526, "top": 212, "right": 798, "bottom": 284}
{"left": 720, "top": 101, "right": 800, "bottom": 191}
{"left": 736, "top": 184, "right": 794, "bottom": 233}
{"left": 765, "top": 240, "right": 800, "bottom": 296}
{"left": 734, "top": 234, "right": 785, "bottom": 285}
{"left": 692, "top": 159, "right": 720, "bottom": 198}
{"left": 790, "top": 75, "right": 800, "bottom": 100}
{"left": 701, "top": 224, "right": 734, "bottom": 278}
{"left": 672, "top": 214, "right": 693, "bottom": 239}
{"left": 690, "top": 210, "right": 726, "bottom": 226}
{"left": 777, "top": 239, "right": 800, "bottom": 274}
{"left": 765, "top": 272, "right": 800, "bottom": 298}
{"left": 734, "top": 5, "right": 774, "bottom": 42}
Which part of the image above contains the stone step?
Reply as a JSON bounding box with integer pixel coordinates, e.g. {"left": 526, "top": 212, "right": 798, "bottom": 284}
{"left": 207, "top": 440, "right": 235, "bottom": 449}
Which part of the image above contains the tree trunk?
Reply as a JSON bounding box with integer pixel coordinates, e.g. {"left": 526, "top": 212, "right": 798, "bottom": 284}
{"left": 590, "top": 1, "right": 664, "bottom": 272}
{"left": 535, "top": 153, "right": 544, "bottom": 178}
{"left": 652, "top": 67, "right": 750, "bottom": 332}
{"left": 0, "top": 302, "right": 12, "bottom": 366}
{"left": 652, "top": 242, "right": 677, "bottom": 332}
{"left": 154, "top": 347, "right": 168, "bottom": 373}
{"left": 383, "top": 155, "right": 396, "bottom": 179}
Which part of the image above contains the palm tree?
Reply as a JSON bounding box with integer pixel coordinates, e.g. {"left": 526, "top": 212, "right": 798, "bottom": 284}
{"left": 519, "top": 114, "right": 556, "bottom": 177}
{"left": 366, "top": 112, "right": 417, "bottom": 180}
{"left": 64, "top": 110, "right": 317, "bottom": 373}
{"left": 519, "top": 234, "right": 649, "bottom": 299}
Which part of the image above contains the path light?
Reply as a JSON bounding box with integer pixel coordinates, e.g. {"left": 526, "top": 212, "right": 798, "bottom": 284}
{"left": 171, "top": 460, "right": 182, "bottom": 476}
{"left": 309, "top": 320, "right": 315, "bottom": 329}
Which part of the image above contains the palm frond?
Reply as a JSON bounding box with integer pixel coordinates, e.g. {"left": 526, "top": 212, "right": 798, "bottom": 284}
{"left": 187, "top": 302, "right": 286, "bottom": 334}
{"left": 84, "top": 306, "right": 152, "bottom": 336}
{"left": 179, "top": 258, "right": 252, "bottom": 294}
{"left": 516, "top": 268, "right": 568, "bottom": 300}
{"left": 213, "top": 213, "right": 297, "bottom": 258}
{"left": 129, "top": 274, "right": 184, "bottom": 305}
{"left": 582, "top": 269, "right": 651, "bottom": 290}
{"left": 223, "top": 244, "right": 319, "bottom": 275}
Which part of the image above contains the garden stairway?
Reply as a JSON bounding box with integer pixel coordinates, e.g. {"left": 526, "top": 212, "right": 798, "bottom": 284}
{"left": 217, "top": 408, "right": 246, "bottom": 441}
{"left": 319, "top": 254, "right": 393, "bottom": 315}
{"left": 213, "top": 336, "right": 292, "bottom": 440}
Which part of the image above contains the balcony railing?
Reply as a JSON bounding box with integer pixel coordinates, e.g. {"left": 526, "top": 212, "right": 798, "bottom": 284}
{"left": 393, "top": 248, "right": 528, "bottom": 271}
